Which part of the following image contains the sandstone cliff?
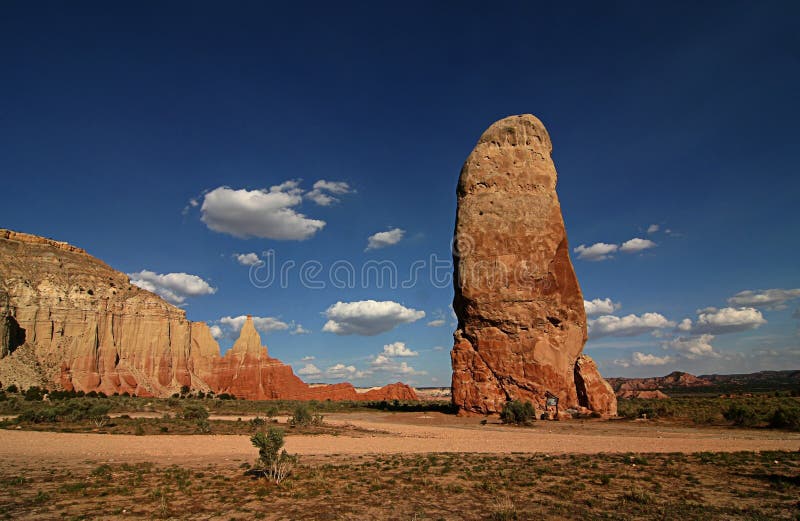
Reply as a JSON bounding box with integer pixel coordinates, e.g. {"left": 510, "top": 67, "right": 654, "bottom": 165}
{"left": 450, "top": 115, "right": 616, "bottom": 416}
{"left": 0, "top": 229, "right": 417, "bottom": 401}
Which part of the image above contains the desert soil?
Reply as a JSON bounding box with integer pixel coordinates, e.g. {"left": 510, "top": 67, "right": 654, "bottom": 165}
{"left": 1, "top": 412, "right": 798, "bottom": 466}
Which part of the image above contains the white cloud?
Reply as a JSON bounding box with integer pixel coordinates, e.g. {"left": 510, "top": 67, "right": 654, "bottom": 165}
{"left": 209, "top": 325, "right": 223, "bottom": 340}
{"left": 427, "top": 319, "right": 446, "bottom": 327}
{"left": 297, "top": 364, "right": 322, "bottom": 376}
{"left": 689, "top": 307, "right": 767, "bottom": 335}
{"left": 219, "top": 315, "right": 290, "bottom": 334}
{"left": 290, "top": 324, "right": 311, "bottom": 335}
{"left": 573, "top": 242, "right": 618, "bottom": 261}
{"left": 325, "top": 363, "right": 369, "bottom": 379}
{"left": 200, "top": 183, "right": 325, "bottom": 240}
{"left": 584, "top": 298, "right": 619, "bottom": 316}
{"left": 647, "top": 224, "right": 659, "bottom": 234}
{"left": 589, "top": 313, "right": 675, "bottom": 338}
{"left": 305, "top": 180, "right": 353, "bottom": 206}
{"left": 370, "top": 355, "right": 425, "bottom": 375}
{"left": 662, "top": 334, "right": 719, "bottom": 359}
{"left": 128, "top": 270, "right": 216, "bottom": 305}
{"left": 619, "top": 238, "right": 656, "bottom": 253}
{"left": 432, "top": 346, "right": 446, "bottom": 351}
{"left": 366, "top": 228, "right": 405, "bottom": 251}
{"left": 727, "top": 288, "right": 800, "bottom": 310}
{"left": 382, "top": 341, "right": 418, "bottom": 357}
{"left": 677, "top": 318, "right": 693, "bottom": 331}
{"left": 233, "top": 252, "right": 262, "bottom": 266}
{"left": 301, "top": 356, "right": 315, "bottom": 361}
{"left": 322, "top": 300, "right": 425, "bottom": 336}
{"left": 632, "top": 352, "right": 674, "bottom": 366}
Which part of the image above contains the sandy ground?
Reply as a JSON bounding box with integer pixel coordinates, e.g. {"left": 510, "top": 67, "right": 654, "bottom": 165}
{"left": 1, "top": 412, "right": 798, "bottom": 467}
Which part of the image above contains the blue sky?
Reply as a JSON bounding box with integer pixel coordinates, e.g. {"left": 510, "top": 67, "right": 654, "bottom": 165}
{"left": 1, "top": 1, "right": 798, "bottom": 385}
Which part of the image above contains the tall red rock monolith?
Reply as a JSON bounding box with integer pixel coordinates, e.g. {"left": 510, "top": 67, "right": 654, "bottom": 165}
{"left": 451, "top": 114, "right": 616, "bottom": 416}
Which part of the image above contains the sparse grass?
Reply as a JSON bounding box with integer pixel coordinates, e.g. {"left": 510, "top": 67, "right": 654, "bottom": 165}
{"left": 618, "top": 395, "right": 800, "bottom": 430}
{"left": 1, "top": 451, "right": 798, "bottom": 519}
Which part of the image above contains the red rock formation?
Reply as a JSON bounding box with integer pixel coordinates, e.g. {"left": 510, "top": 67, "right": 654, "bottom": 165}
{"left": 451, "top": 115, "right": 616, "bottom": 416}
{"left": 608, "top": 371, "right": 710, "bottom": 393}
{"left": 574, "top": 355, "right": 618, "bottom": 416}
{"left": 0, "top": 229, "right": 417, "bottom": 402}
{"left": 618, "top": 390, "right": 670, "bottom": 400}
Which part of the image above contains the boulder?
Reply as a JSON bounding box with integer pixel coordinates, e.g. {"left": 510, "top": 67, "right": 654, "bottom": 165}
{"left": 450, "top": 115, "right": 616, "bottom": 416}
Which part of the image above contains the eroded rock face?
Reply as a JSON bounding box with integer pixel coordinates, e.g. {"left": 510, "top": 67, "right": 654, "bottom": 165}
{"left": 451, "top": 115, "right": 616, "bottom": 416}
{"left": 0, "top": 230, "right": 417, "bottom": 402}
{"left": 574, "top": 354, "right": 617, "bottom": 416}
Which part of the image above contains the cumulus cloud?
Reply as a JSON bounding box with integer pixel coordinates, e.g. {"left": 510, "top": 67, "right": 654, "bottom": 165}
{"left": 432, "top": 346, "right": 446, "bottom": 351}
{"left": 290, "top": 324, "right": 311, "bottom": 335}
{"left": 573, "top": 242, "right": 618, "bottom": 261}
{"left": 366, "top": 228, "right": 405, "bottom": 251}
{"left": 688, "top": 307, "right": 766, "bottom": 335}
{"left": 200, "top": 183, "right": 325, "bottom": 240}
{"left": 233, "top": 252, "right": 261, "bottom": 266}
{"left": 427, "top": 319, "right": 446, "bottom": 327}
{"left": 381, "top": 341, "right": 418, "bottom": 357}
{"left": 647, "top": 224, "right": 659, "bottom": 234}
{"left": 632, "top": 352, "right": 674, "bottom": 366}
{"left": 322, "top": 300, "right": 425, "bottom": 336}
{"left": 218, "top": 315, "right": 290, "bottom": 334}
{"left": 325, "top": 363, "right": 369, "bottom": 379}
{"left": 584, "top": 298, "right": 620, "bottom": 316}
{"left": 619, "top": 238, "right": 657, "bottom": 253}
{"left": 370, "top": 355, "right": 425, "bottom": 375}
{"left": 305, "top": 180, "right": 353, "bottom": 206}
{"left": 297, "top": 363, "right": 322, "bottom": 376}
{"left": 727, "top": 288, "right": 800, "bottom": 310}
{"left": 588, "top": 313, "right": 675, "bottom": 338}
{"left": 128, "top": 270, "right": 217, "bottom": 305}
{"left": 209, "top": 325, "right": 223, "bottom": 340}
{"left": 574, "top": 236, "right": 658, "bottom": 261}
{"left": 300, "top": 355, "right": 315, "bottom": 361}
{"left": 662, "top": 334, "right": 719, "bottom": 359}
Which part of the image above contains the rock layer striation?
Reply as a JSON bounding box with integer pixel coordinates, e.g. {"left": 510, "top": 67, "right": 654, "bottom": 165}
{"left": 0, "top": 229, "right": 416, "bottom": 401}
{"left": 450, "top": 115, "right": 616, "bottom": 416}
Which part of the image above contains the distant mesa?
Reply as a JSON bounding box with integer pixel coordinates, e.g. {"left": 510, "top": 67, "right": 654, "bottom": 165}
{"left": 450, "top": 114, "right": 617, "bottom": 416}
{"left": 0, "top": 229, "right": 416, "bottom": 401}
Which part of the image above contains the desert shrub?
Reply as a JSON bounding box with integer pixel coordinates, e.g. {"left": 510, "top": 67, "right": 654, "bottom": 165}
{"left": 250, "top": 416, "right": 267, "bottom": 429}
{"left": 251, "top": 427, "right": 295, "bottom": 484}
{"left": 265, "top": 405, "right": 279, "bottom": 419}
{"left": 723, "top": 403, "right": 760, "bottom": 427}
{"left": 217, "top": 393, "right": 235, "bottom": 400}
{"left": 19, "top": 407, "right": 59, "bottom": 423}
{"left": 88, "top": 403, "right": 112, "bottom": 428}
{"left": 180, "top": 385, "right": 191, "bottom": 396}
{"left": 24, "top": 386, "right": 46, "bottom": 401}
{"left": 768, "top": 404, "right": 800, "bottom": 431}
{"left": 5, "top": 384, "right": 18, "bottom": 394}
{"left": 500, "top": 400, "right": 535, "bottom": 425}
{"left": 195, "top": 419, "right": 211, "bottom": 433}
{"left": 289, "top": 404, "right": 323, "bottom": 426}
{"left": 181, "top": 404, "right": 209, "bottom": 421}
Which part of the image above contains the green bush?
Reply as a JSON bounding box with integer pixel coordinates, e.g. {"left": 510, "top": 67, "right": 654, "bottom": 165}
{"left": 24, "top": 387, "right": 46, "bottom": 401}
{"left": 723, "top": 403, "right": 760, "bottom": 427}
{"left": 768, "top": 404, "right": 800, "bottom": 431}
{"left": 251, "top": 427, "right": 295, "bottom": 484}
{"left": 288, "top": 403, "right": 323, "bottom": 426}
{"left": 500, "top": 400, "right": 535, "bottom": 425}
{"left": 181, "top": 404, "right": 209, "bottom": 421}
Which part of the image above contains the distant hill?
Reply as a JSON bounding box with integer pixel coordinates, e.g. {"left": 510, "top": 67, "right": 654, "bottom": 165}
{"left": 608, "top": 370, "right": 800, "bottom": 397}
